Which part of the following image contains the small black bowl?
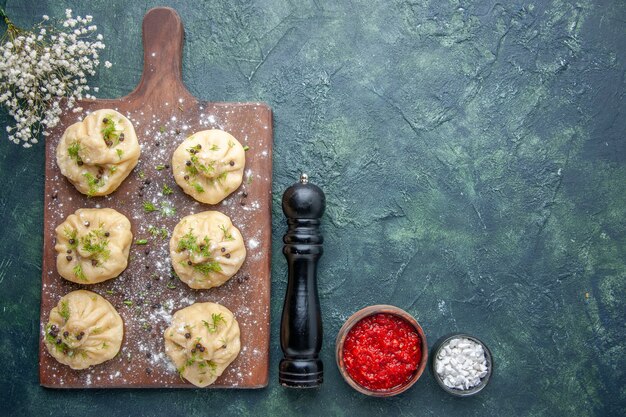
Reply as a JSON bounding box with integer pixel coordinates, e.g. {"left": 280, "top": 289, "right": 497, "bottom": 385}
{"left": 430, "top": 333, "right": 493, "bottom": 397}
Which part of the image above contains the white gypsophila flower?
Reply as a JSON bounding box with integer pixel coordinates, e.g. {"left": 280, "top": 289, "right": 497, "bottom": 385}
{"left": 0, "top": 8, "right": 111, "bottom": 147}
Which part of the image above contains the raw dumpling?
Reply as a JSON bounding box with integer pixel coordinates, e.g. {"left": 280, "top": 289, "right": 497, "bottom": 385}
{"left": 164, "top": 302, "right": 241, "bottom": 387}
{"left": 55, "top": 208, "right": 132, "bottom": 284}
{"left": 171, "top": 129, "right": 245, "bottom": 204}
{"left": 43, "top": 290, "right": 124, "bottom": 370}
{"left": 170, "top": 211, "right": 246, "bottom": 289}
{"left": 56, "top": 109, "right": 140, "bottom": 196}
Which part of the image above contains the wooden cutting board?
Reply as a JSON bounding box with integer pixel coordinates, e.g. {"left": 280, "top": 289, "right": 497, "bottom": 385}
{"left": 39, "top": 7, "right": 272, "bottom": 388}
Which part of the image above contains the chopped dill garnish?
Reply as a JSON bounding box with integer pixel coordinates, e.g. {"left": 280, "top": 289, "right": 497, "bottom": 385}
{"left": 73, "top": 264, "right": 87, "bottom": 281}
{"left": 80, "top": 227, "right": 111, "bottom": 264}
{"left": 148, "top": 226, "right": 169, "bottom": 239}
{"left": 202, "top": 313, "right": 226, "bottom": 333}
{"left": 159, "top": 126, "right": 166, "bottom": 133}
{"left": 105, "top": 290, "right": 115, "bottom": 295}
{"left": 185, "top": 163, "right": 199, "bottom": 177}
{"left": 143, "top": 201, "right": 157, "bottom": 212}
{"left": 109, "top": 165, "right": 118, "bottom": 174}
{"left": 199, "top": 160, "right": 215, "bottom": 174}
{"left": 177, "top": 229, "right": 197, "bottom": 252}
{"left": 67, "top": 141, "right": 83, "bottom": 165}
{"left": 184, "top": 146, "right": 215, "bottom": 178}
{"left": 116, "top": 148, "right": 123, "bottom": 160}
{"left": 134, "top": 239, "right": 148, "bottom": 245}
{"left": 59, "top": 300, "right": 71, "bottom": 321}
{"left": 83, "top": 172, "right": 102, "bottom": 197}
{"left": 212, "top": 313, "right": 226, "bottom": 327}
{"left": 243, "top": 145, "right": 250, "bottom": 151}
{"left": 44, "top": 327, "right": 58, "bottom": 347}
{"left": 155, "top": 164, "right": 166, "bottom": 171}
{"left": 162, "top": 184, "right": 174, "bottom": 195}
{"left": 180, "top": 232, "right": 206, "bottom": 253}
{"left": 101, "top": 116, "right": 121, "bottom": 144}
{"left": 188, "top": 154, "right": 214, "bottom": 175}
{"left": 177, "top": 229, "right": 219, "bottom": 274}
{"left": 227, "top": 139, "right": 234, "bottom": 148}
{"left": 201, "top": 320, "right": 212, "bottom": 332}
{"left": 209, "top": 144, "right": 219, "bottom": 151}
{"left": 63, "top": 227, "right": 78, "bottom": 249}
{"left": 246, "top": 175, "right": 253, "bottom": 185}
{"left": 199, "top": 238, "right": 211, "bottom": 257}
{"left": 138, "top": 170, "right": 146, "bottom": 180}
{"left": 123, "top": 300, "right": 133, "bottom": 307}
{"left": 191, "top": 182, "right": 204, "bottom": 193}
{"left": 205, "top": 360, "right": 218, "bottom": 373}
{"left": 216, "top": 171, "right": 228, "bottom": 183}
{"left": 193, "top": 261, "right": 223, "bottom": 275}
{"left": 177, "top": 347, "right": 217, "bottom": 377}
{"left": 166, "top": 281, "right": 176, "bottom": 289}
{"left": 160, "top": 202, "right": 176, "bottom": 217}
{"left": 44, "top": 324, "right": 74, "bottom": 354}
{"left": 219, "top": 225, "right": 234, "bottom": 241}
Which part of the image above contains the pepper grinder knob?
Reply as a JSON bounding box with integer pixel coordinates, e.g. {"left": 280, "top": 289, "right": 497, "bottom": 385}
{"left": 279, "top": 173, "right": 325, "bottom": 388}
{"left": 282, "top": 173, "right": 325, "bottom": 219}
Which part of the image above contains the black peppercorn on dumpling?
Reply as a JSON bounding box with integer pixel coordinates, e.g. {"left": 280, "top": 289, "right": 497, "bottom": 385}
{"left": 171, "top": 129, "right": 245, "bottom": 204}
{"left": 164, "top": 302, "right": 241, "bottom": 387}
{"left": 55, "top": 208, "right": 132, "bottom": 284}
{"left": 169, "top": 211, "right": 246, "bottom": 289}
{"left": 56, "top": 109, "right": 140, "bottom": 196}
{"left": 43, "top": 290, "right": 123, "bottom": 370}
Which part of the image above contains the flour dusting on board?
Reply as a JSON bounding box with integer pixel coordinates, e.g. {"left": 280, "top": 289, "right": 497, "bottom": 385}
{"left": 40, "top": 98, "right": 272, "bottom": 388}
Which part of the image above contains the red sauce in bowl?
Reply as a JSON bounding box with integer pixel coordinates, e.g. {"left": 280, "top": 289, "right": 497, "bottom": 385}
{"left": 342, "top": 313, "right": 421, "bottom": 391}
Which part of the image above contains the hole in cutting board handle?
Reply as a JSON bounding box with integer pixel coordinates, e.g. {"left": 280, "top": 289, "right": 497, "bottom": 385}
{"left": 127, "top": 7, "right": 195, "bottom": 103}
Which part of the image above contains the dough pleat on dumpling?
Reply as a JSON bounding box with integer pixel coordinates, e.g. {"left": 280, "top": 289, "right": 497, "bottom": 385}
{"left": 164, "top": 302, "right": 241, "bottom": 387}
{"left": 43, "top": 290, "right": 124, "bottom": 370}
{"left": 169, "top": 211, "right": 246, "bottom": 289}
{"left": 56, "top": 109, "right": 140, "bottom": 196}
{"left": 55, "top": 208, "right": 132, "bottom": 284}
{"left": 171, "top": 129, "right": 245, "bottom": 204}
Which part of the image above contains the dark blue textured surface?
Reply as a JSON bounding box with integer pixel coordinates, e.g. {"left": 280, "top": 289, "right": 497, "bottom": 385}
{"left": 1, "top": 0, "right": 625, "bottom": 415}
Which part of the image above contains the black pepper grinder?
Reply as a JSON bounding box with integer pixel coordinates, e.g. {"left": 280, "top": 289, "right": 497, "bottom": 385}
{"left": 279, "top": 173, "right": 325, "bottom": 388}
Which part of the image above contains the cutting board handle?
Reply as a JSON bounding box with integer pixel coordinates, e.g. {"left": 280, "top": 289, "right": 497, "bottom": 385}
{"left": 126, "top": 7, "right": 195, "bottom": 103}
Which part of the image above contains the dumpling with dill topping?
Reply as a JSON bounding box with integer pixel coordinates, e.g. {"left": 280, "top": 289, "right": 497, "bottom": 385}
{"left": 56, "top": 108, "right": 140, "bottom": 196}
{"left": 55, "top": 208, "right": 132, "bottom": 284}
{"left": 170, "top": 211, "right": 246, "bottom": 289}
{"left": 43, "top": 290, "right": 124, "bottom": 370}
{"left": 171, "top": 129, "right": 246, "bottom": 204}
{"left": 164, "top": 302, "right": 241, "bottom": 387}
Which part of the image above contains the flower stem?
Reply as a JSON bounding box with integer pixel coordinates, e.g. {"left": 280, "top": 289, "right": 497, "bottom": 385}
{"left": 0, "top": 6, "right": 17, "bottom": 36}
{"left": 0, "top": 6, "right": 9, "bottom": 25}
